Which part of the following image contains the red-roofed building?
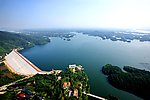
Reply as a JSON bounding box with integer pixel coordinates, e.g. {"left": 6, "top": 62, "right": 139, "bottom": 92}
{"left": 18, "top": 93, "right": 25, "bottom": 98}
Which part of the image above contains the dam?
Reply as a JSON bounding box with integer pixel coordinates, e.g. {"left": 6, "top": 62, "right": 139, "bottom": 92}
{"left": 4, "top": 49, "right": 56, "bottom": 76}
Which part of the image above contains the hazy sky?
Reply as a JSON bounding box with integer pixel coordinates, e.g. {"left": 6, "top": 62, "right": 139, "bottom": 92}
{"left": 0, "top": 0, "right": 150, "bottom": 29}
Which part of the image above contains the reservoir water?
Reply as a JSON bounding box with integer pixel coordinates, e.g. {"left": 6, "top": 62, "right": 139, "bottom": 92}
{"left": 21, "top": 33, "right": 150, "bottom": 100}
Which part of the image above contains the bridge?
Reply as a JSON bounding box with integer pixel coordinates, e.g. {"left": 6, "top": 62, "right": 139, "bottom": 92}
{"left": 4, "top": 49, "right": 59, "bottom": 76}
{"left": 83, "top": 92, "right": 106, "bottom": 100}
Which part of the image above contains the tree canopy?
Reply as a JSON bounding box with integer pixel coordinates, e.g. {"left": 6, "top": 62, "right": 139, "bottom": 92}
{"left": 102, "top": 64, "right": 150, "bottom": 100}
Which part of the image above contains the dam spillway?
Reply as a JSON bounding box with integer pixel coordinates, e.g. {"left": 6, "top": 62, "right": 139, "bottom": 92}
{"left": 4, "top": 49, "right": 42, "bottom": 76}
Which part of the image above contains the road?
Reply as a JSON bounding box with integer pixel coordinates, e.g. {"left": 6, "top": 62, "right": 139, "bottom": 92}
{"left": 0, "top": 76, "right": 32, "bottom": 92}
{"left": 83, "top": 92, "right": 107, "bottom": 100}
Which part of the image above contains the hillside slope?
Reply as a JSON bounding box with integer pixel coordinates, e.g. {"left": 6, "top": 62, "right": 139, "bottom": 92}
{"left": 0, "top": 31, "right": 50, "bottom": 56}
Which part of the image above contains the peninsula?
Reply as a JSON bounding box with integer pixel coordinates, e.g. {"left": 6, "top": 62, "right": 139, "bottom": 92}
{"left": 0, "top": 63, "right": 90, "bottom": 99}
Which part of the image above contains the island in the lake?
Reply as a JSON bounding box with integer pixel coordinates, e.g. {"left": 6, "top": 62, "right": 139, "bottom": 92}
{"left": 102, "top": 64, "right": 150, "bottom": 100}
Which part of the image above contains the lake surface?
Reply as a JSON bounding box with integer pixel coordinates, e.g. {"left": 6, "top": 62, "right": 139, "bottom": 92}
{"left": 21, "top": 33, "right": 150, "bottom": 100}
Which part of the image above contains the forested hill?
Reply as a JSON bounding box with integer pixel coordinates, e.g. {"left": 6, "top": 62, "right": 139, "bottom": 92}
{"left": 0, "top": 31, "right": 50, "bottom": 56}
{"left": 102, "top": 64, "right": 150, "bottom": 100}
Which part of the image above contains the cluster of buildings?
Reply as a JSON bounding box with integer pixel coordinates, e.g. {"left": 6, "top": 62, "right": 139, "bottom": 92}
{"left": 68, "top": 64, "right": 84, "bottom": 73}
{"left": 61, "top": 64, "right": 84, "bottom": 98}
{"left": 17, "top": 87, "right": 42, "bottom": 100}
{"left": 62, "top": 81, "right": 79, "bottom": 98}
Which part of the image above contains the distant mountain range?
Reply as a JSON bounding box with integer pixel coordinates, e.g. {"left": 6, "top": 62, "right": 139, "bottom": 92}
{"left": 82, "top": 29, "right": 150, "bottom": 42}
